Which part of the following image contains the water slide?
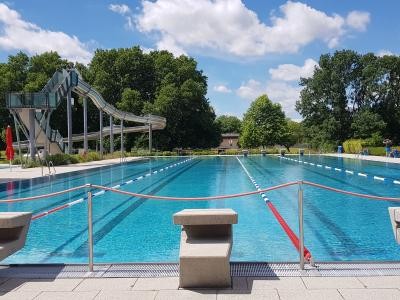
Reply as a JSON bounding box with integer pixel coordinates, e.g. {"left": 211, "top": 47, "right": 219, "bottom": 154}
{"left": 9, "top": 69, "right": 166, "bottom": 153}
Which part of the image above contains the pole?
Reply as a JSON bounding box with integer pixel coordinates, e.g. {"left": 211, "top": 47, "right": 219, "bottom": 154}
{"left": 99, "top": 110, "right": 103, "bottom": 159}
{"left": 110, "top": 115, "right": 113, "bottom": 155}
{"left": 12, "top": 112, "right": 22, "bottom": 164}
{"left": 28, "top": 109, "right": 36, "bottom": 160}
{"left": 120, "top": 120, "right": 124, "bottom": 161}
{"left": 298, "top": 181, "right": 305, "bottom": 270}
{"left": 148, "top": 123, "right": 152, "bottom": 154}
{"left": 66, "top": 88, "right": 72, "bottom": 154}
{"left": 83, "top": 97, "right": 88, "bottom": 153}
{"left": 87, "top": 191, "right": 94, "bottom": 272}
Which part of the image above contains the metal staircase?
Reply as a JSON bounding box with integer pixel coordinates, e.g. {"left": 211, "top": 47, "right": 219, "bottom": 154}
{"left": 7, "top": 69, "right": 78, "bottom": 153}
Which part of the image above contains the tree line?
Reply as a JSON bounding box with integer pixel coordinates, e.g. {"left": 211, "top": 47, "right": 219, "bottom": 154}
{"left": 297, "top": 50, "right": 400, "bottom": 150}
{"left": 0, "top": 48, "right": 220, "bottom": 151}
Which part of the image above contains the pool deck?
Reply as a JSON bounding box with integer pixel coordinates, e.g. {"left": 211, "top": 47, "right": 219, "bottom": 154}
{"left": 0, "top": 263, "right": 399, "bottom": 299}
{"left": 0, "top": 157, "right": 147, "bottom": 182}
{"left": 323, "top": 153, "right": 400, "bottom": 164}
{"left": 0, "top": 276, "right": 399, "bottom": 299}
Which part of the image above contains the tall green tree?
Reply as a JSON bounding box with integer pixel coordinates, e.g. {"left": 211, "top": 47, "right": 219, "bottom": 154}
{"left": 351, "top": 110, "right": 386, "bottom": 139}
{"left": 240, "top": 95, "right": 288, "bottom": 148}
{"left": 215, "top": 115, "right": 242, "bottom": 133}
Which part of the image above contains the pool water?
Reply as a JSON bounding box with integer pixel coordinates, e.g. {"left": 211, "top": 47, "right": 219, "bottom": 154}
{"left": 1, "top": 155, "right": 400, "bottom": 263}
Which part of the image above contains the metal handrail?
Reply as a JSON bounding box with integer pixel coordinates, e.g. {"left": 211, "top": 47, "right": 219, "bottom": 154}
{"left": 1, "top": 180, "right": 400, "bottom": 272}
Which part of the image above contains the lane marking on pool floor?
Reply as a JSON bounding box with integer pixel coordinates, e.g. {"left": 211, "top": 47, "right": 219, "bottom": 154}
{"left": 236, "top": 156, "right": 313, "bottom": 262}
{"left": 32, "top": 157, "right": 195, "bottom": 220}
{"left": 279, "top": 156, "right": 400, "bottom": 185}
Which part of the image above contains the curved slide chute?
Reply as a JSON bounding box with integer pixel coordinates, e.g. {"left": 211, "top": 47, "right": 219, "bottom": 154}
{"left": 73, "top": 73, "right": 166, "bottom": 130}
{"left": 8, "top": 68, "right": 166, "bottom": 154}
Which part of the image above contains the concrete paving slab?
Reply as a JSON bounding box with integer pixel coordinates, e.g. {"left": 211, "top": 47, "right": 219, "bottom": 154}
{"left": 155, "top": 289, "right": 217, "bottom": 300}
{"left": 339, "top": 288, "right": 400, "bottom": 300}
{"left": 0, "top": 290, "right": 41, "bottom": 299}
{"left": 247, "top": 277, "right": 306, "bottom": 290}
{"left": 74, "top": 278, "right": 138, "bottom": 291}
{"left": 302, "top": 277, "right": 364, "bottom": 289}
{"left": 0, "top": 278, "right": 83, "bottom": 292}
{"left": 278, "top": 289, "right": 343, "bottom": 300}
{"left": 95, "top": 290, "right": 157, "bottom": 300}
{"left": 357, "top": 276, "right": 400, "bottom": 288}
{"left": 132, "top": 277, "right": 179, "bottom": 291}
{"left": 36, "top": 291, "right": 99, "bottom": 300}
{"left": 217, "top": 289, "right": 279, "bottom": 299}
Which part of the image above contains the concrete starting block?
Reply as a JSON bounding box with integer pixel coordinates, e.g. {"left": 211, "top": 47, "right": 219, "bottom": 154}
{"left": 173, "top": 209, "right": 238, "bottom": 288}
{"left": 388, "top": 207, "right": 400, "bottom": 244}
{"left": 0, "top": 212, "right": 32, "bottom": 261}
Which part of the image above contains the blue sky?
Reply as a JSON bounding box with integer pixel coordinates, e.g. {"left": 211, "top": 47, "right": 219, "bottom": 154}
{"left": 0, "top": 1, "right": 399, "bottom": 120}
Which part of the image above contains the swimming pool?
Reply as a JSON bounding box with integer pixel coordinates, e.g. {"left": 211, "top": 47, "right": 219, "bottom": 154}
{"left": 1, "top": 155, "right": 400, "bottom": 263}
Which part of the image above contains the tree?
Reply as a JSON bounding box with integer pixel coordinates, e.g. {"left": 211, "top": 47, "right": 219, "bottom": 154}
{"left": 240, "top": 95, "right": 288, "bottom": 148}
{"left": 215, "top": 115, "right": 242, "bottom": 133}
{"left": 351, "top": 110, "right": 386, "bottom": 139}
{"left": 281, "top": 120, "right": 304, "bottom": 151}
{"left": 296, "top": 50, "right": 359, "bottom": 147}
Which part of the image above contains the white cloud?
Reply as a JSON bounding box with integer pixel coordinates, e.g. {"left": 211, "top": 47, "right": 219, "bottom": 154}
{"left": 0, "top": 3, "right": 92, "bottom": 64}
{"left": 346, "top": 11, "right": 370, "bottom": 32}
{"left": 213, "top": 84, "right": 232, "bottom": 93}
{"left": 265, "top": 80, "right": 302, "bottom": 119}
{"left": 236, "top": 79, "right": 265, "bottom": 100}
{"left": 109, "top": 4, "right": 131, "bottom": 15}
{"left": 236, "top": 58, "right": 319, "bottom": 119}
{"left": 377, "top": 49, "right": 394, "bottom": 57}
{"left": 109, "top": 3, "right": 134, "bottom": 30}
{"left": 236, "top": 79, "right": 301, "bottom": 119}
{"left": 269, "top": 58, "right": 318, "bottom": 81}
{"left": 135, "top": 0, "right": 370, "bottom": 57}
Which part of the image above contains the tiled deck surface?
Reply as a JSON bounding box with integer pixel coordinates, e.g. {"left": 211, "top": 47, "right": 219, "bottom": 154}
{"left": 0, "top": 263, "right": 400, "bottom": 299}
{"left": 0, "top": 276, "right": 399, "bottom": 299}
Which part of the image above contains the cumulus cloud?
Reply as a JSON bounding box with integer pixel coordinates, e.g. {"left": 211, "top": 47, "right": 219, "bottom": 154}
{"left": 213, "top": 84, "right": 232, "bottom": 93}
{"left": 109, "top": 3, "right": 134, "bottom": 30}
{"left": 269, "top": 58, "right": 318, "bottom": 81}
{"left": 0, "top": 3, "right": 92, "bottom": 64}
{"left": 236, "top": 79, "right": 265, "bottom": 100}
{"left": 135, "top": 0, "right": 370, "bottom": 57}
{"left": 346, "top": 11, "right": 370, "bottom": 31}
{"left": 236, "top": 58, "right": 319, "bottom": 119}
{"left": 109, "top": 4, "right": 131, "bottom": 15}
{"left": 265, "top": 80, "right": 302, "bottom": 119}
{"left": 236, "top": 79, "right": 301, "bottom": 119}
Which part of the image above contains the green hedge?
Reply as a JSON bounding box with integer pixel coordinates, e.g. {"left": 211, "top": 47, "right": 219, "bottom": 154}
{"left": 343, "top": 139, "right": 363, "bottom": 154}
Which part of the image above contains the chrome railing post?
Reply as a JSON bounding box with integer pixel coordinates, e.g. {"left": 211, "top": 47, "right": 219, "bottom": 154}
{"left": 87, "top": 191, "right": 94, "bottom": 272}
{"left": 298, "top": 181, "right": 305, "bottom": 270}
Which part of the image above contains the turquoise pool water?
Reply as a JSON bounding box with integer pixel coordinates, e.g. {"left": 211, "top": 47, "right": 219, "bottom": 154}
{"left": 1, "top": 155, "right": 400, "bottom": 263}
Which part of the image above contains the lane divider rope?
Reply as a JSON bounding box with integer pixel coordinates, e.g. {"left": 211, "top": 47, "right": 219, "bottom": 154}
{"left": 280, "top": 156, "right": 400, "bottom": 185}
{"left": 236, "top": 156, "right": 312, "bottom": 262}
{"left": 31, "top": 158, "right": 195, "bottom": 220}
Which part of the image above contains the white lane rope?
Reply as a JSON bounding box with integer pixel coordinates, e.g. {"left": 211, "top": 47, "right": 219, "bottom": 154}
{"left": 280, "top": 156, "right": 400, "bottom": 185}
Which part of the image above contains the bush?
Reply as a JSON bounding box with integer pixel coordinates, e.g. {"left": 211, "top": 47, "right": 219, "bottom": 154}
{"left": 46, "top": 153, "right": 79, "bottom": 166}
{"left": 343, "top": 139, "right": 363, "bottom": 154}
{"left": 368, "top": 147, "right": 386, "bottom": 156}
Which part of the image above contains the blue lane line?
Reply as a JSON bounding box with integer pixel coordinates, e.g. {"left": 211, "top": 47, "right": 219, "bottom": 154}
{"left": 279, "top": 156, "right": 400, "bottom": 185}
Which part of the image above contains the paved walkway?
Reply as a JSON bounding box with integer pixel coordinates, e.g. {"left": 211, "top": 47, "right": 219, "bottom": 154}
{"left": 0, "top": 157, "right": 146, "bottom": 181}
{"left": 0, "top": 276, "right": 399, "bottom": 299}
{"left": 323, "top": 153, "right": 400, "bottom": 164}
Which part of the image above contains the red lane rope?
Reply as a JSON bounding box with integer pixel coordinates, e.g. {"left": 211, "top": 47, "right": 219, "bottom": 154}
{"left": 266, "top": 201, "right": 311, "bottom": 260}
{"left": 235, "top": 156, "right": 312, "bottom": 261}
